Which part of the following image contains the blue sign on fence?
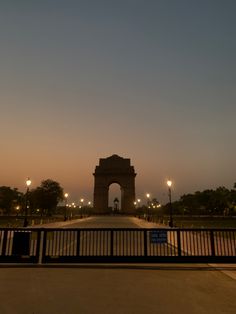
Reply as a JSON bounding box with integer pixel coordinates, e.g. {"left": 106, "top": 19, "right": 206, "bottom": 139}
{"left": 150, "top": 230, "right": 168, "bottom": 244}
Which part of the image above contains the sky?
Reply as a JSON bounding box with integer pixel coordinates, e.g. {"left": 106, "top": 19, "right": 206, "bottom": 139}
{"left": 0, "top": 0, "right": 235, "bottom": 205}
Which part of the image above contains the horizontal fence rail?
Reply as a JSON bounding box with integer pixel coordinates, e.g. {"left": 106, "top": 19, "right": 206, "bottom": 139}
{"left": 0, "top": 228, "right": 235, "bottom": 264}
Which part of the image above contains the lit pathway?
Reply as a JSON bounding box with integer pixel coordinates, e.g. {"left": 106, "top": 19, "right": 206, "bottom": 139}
{"left": 32, "top": 215, "right": 165, "bottom": 229}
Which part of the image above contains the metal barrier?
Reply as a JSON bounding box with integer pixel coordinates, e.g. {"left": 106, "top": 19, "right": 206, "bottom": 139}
{"left": 0, "top": 228, "right": 41, "bottom": 263}
{"left": 41, "top": 228, "right": 236, "bottom": 264}
{"left": 0, "top": 228, "right": 235, "bottom": 264}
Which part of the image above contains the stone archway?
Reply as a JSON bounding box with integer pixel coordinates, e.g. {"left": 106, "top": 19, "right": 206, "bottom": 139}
{"left": 93, "top": 155, "right": 136, "bottom": 214}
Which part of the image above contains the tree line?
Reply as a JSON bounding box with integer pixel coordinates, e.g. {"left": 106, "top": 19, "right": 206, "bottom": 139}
{"left": 1, "top": 181, "right": 236, "bottom": 217}
{"left": 162, "top": 183, "right": 236, "bottom": 216}
{"left": 0, "top": 179, "right": 64, "bottom": 216}
{"left": 135, "top": 184, "right": 236, "bottom": 216}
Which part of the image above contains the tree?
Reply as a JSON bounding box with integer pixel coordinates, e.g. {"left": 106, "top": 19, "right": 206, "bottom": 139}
{"left": 0, "top": 186, "right": 23, "bottom": 215}
{"left": 30, "top": 179, "right": 64, "bottom": 215}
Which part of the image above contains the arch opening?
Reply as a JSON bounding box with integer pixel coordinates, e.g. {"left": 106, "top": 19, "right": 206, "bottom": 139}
{"left": 108, "top": 183, "right": 122, "bottom": 212}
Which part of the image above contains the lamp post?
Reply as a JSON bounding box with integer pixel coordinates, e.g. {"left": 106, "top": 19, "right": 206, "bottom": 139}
{"left": 146, "top": 193, "right": 150, "bottom": 220}
{"left": 64, "top": 193, "right": 69, "bottom": 221}
{"left": 71, "top": 202, "right": 75, "bottom": 218}
{"left": 80, "top": 198, "right": 84, "bottom": 207}
{"left": 167, "top": 180, "right": 173, "bottom": 228}
{"left": 137, "top": 199, "right": 141, "bottom": 207}
{"left": 80, "top": 198, "right": 84, "bottom": 216}
{"left": 114, "top": 198, "right": 119, "bottom": 213}
{"left": 23, "top": 178, "right": 31, "bottom": 227}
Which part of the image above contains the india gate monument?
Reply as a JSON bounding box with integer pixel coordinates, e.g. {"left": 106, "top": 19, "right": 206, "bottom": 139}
{"left": 93, "top": 155, "right": 136, "bottom": 214}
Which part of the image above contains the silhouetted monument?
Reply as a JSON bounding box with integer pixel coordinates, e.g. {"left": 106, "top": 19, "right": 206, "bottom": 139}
{"left": 93, "top": 155, "right": 136, "bottom": 214}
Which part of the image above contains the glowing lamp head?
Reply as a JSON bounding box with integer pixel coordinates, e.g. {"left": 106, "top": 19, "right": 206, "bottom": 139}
{"left": 167, "top": 180, "right": 172, "bottom": 187}
{"left": 64, "top": 193, "right": 69, "bottom": 198}
{"left": 26, "top": 178, "right": 31, "bottom": 187}
{"left": 146, "top": 193, "right": 150, "bottom": 198}
{"left": 80, "top": 198, "right": 84, "bottom": 203}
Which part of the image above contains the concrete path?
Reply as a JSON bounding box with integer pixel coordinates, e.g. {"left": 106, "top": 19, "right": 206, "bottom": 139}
{"left": 0, "top": 264, "right": 236, "bottom": 314}
{"left": 31, "top": 216, "right": 164, "bottom": 229}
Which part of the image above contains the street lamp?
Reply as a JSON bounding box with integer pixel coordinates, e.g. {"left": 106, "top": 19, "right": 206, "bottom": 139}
{"left": 71, "top": 202, "right": 76, "bottom": 218}
{"left": 146, "top": 193, "right": 151, "bottom": 206}
{"left": 146, "top": 193, "right": 151, "bottom": 220}
{"left": 137, "top": 199, "right": 141, "bottom": 207}
{"left": 113, "top": 198, "right": 119, "bottom": 212}
{"left": 167, "top": 180, "right": 173, "bottom": 227}
{"left": 16, "top": 205, "right": 20, "bottom": 216}
{"left": 80, "top": 198, "right": 84, "bottom": 207}
{"left": 64, "top": 193, "right": 69, "bottom": 221}
{"left": 80, "top": 198, "right": 84, "bottom": 216}
{"left": 23, "top": 178, "right": 31, "bottom": 227}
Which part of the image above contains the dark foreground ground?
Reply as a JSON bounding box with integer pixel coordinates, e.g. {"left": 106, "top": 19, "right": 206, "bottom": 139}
{"left": 0, "top": 264, "right": 236, "bottom": 314}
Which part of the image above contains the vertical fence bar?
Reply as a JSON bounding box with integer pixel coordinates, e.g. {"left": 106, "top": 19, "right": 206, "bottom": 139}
{"left": 77, "top": 230, "right": 80, "bottom": 257}
{"left": 210, "top": 230, "right": 215, "bottom": 257}
{"left": 41, "top": 230, "right": 47, "bottom": 263}
{"left": 110, "top": 230, "right": 113, "bottom": 257}
{"left": 177, "top": 230, "right": 182, "bottom": 257}
{"left": 143, "top": 230, "right": 147, "bottom": 257}
{"left": 2, "top": 230, "right": 8, "bottom": 256}
{"left": 1, "top": 230, "right": 8, "bottom": 256}
{"left": 35, "top": 230, "right": 41, "bottom": 263}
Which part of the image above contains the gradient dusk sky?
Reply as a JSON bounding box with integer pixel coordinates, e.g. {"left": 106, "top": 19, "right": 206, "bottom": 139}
{"left": 0, "top": 0, "right": 235, "bottom": 205}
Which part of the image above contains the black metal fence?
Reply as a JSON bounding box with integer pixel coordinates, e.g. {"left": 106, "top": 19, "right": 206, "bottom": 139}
{"left": 0, "top": 228, "right": 41, "bottom": 263}
{"left": 0, "top": 228, "right": 235, "bottom": 264}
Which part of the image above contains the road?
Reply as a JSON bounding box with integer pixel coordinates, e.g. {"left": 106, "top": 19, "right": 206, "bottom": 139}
{"left": 35, "top": 215, "right": 163, "bottom": 229}
{"left": 62, "top": 215, "right": 162, "bottom": 229}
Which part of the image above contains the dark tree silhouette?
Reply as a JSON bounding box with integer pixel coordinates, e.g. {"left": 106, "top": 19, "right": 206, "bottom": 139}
{"left": 0, "top": 186, "right": 23, "bottom": 215}
{"left": 30, "top": 179, "right": 64, "bottom": 216}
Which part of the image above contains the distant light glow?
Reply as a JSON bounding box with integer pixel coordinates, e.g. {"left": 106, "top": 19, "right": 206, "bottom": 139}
{"left": 26, "top": 178, "right": 31, "bottom": 187}
{"left": 167, "top": 180, "right": 172, "bottom": 187}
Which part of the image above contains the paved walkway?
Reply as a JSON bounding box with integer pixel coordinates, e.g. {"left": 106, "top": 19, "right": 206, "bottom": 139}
{"left": 0, "top": 264, "right": 236, "bottom": 314}
{"left": 30, "top": 216, "right": 165, "bottom": 229}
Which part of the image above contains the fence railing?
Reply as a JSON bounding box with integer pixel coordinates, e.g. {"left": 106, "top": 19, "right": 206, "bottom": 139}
{"left": 0, "top": 228, "right": 235, "bottom": 264}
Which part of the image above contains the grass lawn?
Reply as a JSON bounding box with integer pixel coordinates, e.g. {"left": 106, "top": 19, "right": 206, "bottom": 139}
{"left": 173, "top": 216, "right": 236, "bottom": 228}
